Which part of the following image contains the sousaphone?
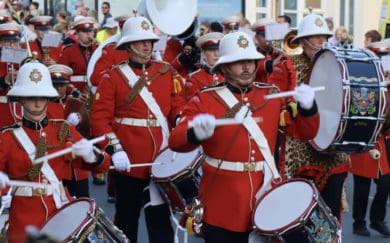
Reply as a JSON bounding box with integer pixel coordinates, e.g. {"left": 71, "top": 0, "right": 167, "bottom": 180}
{"left": 138, "top": 0, "right": 198, "bottom": 36}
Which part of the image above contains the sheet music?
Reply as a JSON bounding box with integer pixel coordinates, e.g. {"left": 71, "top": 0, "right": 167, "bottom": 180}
{"left": 1, "top": 47, "right": 28, "bottom": 64}
{"left": 41, "top": 32, "right": 62, "bottom": 47}
{"left": 265, "top": 23, "right": 289, "bottom": 41}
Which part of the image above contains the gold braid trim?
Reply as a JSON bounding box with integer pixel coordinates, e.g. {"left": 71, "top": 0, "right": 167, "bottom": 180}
{"left": 223, "top": 102, "right": 243, "bottom": 118}
{"left": 26, "top": 135, "right": 47, "bottom": 180}
{"left": 47, "top": 122, "right": 71, "bottom": 150}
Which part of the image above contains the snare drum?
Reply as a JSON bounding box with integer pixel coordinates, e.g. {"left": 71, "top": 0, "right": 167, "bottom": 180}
{"left": 40, "top": 198, "right": 128, "bottom": 242}
{"left": 309, "top": 46, "right": 387, "bottom": 153}
{"left": 253, "top": 179, "right": 341, "bottom": 242}
{"left": 151, "top": 148, "right": 204, "bottom": 212}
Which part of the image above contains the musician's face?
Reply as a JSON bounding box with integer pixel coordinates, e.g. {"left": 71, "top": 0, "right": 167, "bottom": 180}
{"left": 36, "top": 29, "right": 49, "bottom": 40}
{"left": 202, "top": 48, "right": 219, "bottom": 67}
{"left": 77, "top": 30, "right": 94, "bottom": 46}
{"left": 301, "top": 35, "right": 328, "bottom": 58}
{"left": 221, "top": 59, "right": 257, "bottom": 88}
{"left": 127, "top": 40, "right": 153, "bottom": 64}
{"left": 21, "top": 97, "right": 49, "bottom": 122}
{"left": 54, "top": 83, "right": 67, "bottom": 97}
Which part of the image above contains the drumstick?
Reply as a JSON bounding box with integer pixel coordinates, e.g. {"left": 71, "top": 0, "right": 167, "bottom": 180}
{"left": 8, "top": 180, "right": 50, "bottom": 188}
{"left": 188, "top": 117, "right": 262, "bottom": 128}
{"left": 34, "top": 135, "right": 107, "bottom": 164}
{"left": 264, "top": 86, "right": 325, "bottom": 100}
{"left": 109, "top": 162, "right": 163, "bottom": 170}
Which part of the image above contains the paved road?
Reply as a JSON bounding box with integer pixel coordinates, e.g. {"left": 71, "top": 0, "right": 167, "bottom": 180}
{"left": 89, "top": 173, "right": 390, "bottom": 243}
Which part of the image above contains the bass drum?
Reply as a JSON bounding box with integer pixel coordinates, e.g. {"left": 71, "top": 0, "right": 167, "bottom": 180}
{"left": 308, "top": 46, "right": 387, "bottom": 153}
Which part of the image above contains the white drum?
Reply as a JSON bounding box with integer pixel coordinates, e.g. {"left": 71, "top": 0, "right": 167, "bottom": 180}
{"left": 151, "top": 148, "right": 204, "bottom": 212}
{"left": 253, "top": 179, "right": 341, "bottom": 242}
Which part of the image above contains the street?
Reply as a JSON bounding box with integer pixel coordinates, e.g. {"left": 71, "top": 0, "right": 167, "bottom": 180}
{"left": 89, "top": 174, "right": 390, "bottom": 243}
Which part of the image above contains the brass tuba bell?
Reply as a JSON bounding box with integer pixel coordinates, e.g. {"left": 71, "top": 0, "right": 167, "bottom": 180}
{"left": 283, "top": 29, "right": 303, "bottom": 55}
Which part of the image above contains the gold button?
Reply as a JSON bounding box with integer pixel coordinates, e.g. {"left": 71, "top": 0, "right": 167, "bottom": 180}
{"left": 149, "top": 114, "right": 154, "bottom": 119}
{"left": 243, "top": 97, "right": 248, "bottom": 102}
{"left": 146, "top": 81, "right": 151, "bottom": 86}
{"left": 246, "top": 103, "right": 250, "bottom": 107}
{"left": 251, "top": 150, "right": 256, "bottom": 155}
{"left": 250, "top": 156, "right": 255, "bottom": 162}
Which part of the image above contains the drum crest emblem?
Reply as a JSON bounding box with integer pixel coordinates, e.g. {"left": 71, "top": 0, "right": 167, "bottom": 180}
{"left": 351, "top": 87, "right": 376, "bottom": 115}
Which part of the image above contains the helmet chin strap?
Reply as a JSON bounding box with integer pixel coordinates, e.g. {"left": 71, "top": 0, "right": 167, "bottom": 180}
{"left": 128, "top": 44, "right": 152, "bottom": 59}
{"left": 302, "top": 38, "right": 322, "bottom": 53}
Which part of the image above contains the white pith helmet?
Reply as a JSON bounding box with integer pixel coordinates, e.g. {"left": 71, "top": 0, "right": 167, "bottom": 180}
{"left": 291, "top": 13, "right": 333, "bottom": 43}
{"left": 212, "top": 31, "right": 264, "bottom": 71}
{"left": 7, "top": 62, "right": 58, "bottom": 101}
{"left": 116, "top": 16, "right": 159, "bottom": 50}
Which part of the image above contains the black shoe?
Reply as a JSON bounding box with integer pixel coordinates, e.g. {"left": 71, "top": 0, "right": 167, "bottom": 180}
{"left": 370, "top": 221, "right": 390, "bottom": 237}
{"left": 107, "top": 196, "right": 115, "bottom": 203}
{"left": 353, "top": 223, "right": 371, "bottom": 236}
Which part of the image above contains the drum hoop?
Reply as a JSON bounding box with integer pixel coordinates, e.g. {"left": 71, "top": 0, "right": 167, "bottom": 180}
{"left": 40, "top": 198, "right": 96, "bottom": 241}
{"left": 253, "top": 178, "right": 318, "bottom": 235}
{"left": 151, "top": 148, "right": 204, "bottom": 181}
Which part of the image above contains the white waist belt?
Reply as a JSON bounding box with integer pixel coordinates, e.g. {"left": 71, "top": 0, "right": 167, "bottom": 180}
{"left": 70, "top": 75, "right": 87, "bottom": 82}
{"left": 0, "top": 96, "right": 7, "bottom": 103}
{"left": 13, "top": 185, "right": 53, "bottom": 197}
{"left": 205, "top": 156, "right": 264, "bottom": 172}
{"left": 114, "top": 117, "right": 161, "bottom": 127}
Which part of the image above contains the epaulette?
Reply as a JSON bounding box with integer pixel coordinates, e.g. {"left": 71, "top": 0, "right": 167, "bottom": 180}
{"left": 253, "top": 82, "right": 280, "bottom": 94}
{"left": 48, "top": 118, "right": 67, "bottom": 124}
{"left": 200, "top": 82, "right": 226, "bottom": 92}
{"left": 187, "top": 68, "right": 201, "bottom": 78}
{"left": 112, "top": 61, "right": 129, "bottom": 70}
{"left": 151, "top": 59, "right": 171, "bottom": 66}
{"left": 62, "top": 43, "right": 75, "bottom": 50}
{"left": 1, "top": 123, "right": 20, "bottom": 132}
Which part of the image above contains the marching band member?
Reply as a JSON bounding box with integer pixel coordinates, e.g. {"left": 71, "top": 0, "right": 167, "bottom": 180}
{"left": 279, "top": 13, "right": 349, "bottom": 229}
{"left": 222, "top": 15, "right": 241, "bottom": 33}
{"left": 185, "top": 32, "right": 224, "bottom": 101}
{"left": 24, "top": 16, "right": 62, "bottom": 66}
{"left": 350, "top": 33, "right": 390, "bottom": 237}
{"left": 0, "top": 62, "right": 110, "bottom": 242}
{"left": 46, "top": 64, "right": 92, "bottom": 198}
{"left": 169, "top": 31, "right": 319, "bottom": 243}
{"left": 58, "top": 16, "right": 98, "bottom": 92}
{"left": 88, "top": 15, "right": 129, "bottom": 93}
{"left": 90, "top": 16, "right": 185, "bottom": 243}
{"left": 0, "top": 22, "right": 22, "bottom": 129}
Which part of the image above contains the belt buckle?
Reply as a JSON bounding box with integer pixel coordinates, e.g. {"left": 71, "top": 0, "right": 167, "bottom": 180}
{"left": 147, "top": 119, "right": 157, "bottom": 127}
{"left": 244, "top": 162, "right": 256, "bottom": 171}
{"left": 32, "top": 187, "right": 45, "bottom": 196}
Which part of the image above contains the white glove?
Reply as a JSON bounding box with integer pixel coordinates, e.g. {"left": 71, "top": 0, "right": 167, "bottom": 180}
{"left": 72, "top": 139, "right": 96, "bottom": 163}
{"left": 192, "top": 114, "right": 216, "bottom": 141}
{"left": 112, "top": 151, "right": 131, "bottom": 172}
{"left": 293, "top": 84, "right": 315, "bottom": 110}
{"left": 0, "top": 172, "right": 9, "bottom": 190}
{"left": 67, "top": 112, "right": 80, "bottom": 126}
{"left": 1, "top": 193, "right": 11, "bottom": 208}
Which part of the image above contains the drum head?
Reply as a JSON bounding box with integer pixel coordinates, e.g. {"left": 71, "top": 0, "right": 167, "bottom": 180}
{"left": 309, "top": 50, "right": 343, "bottom": 150}
{"left": 253, "top": 180, "right": 316, "bottom": 233}
{"left": 40, "top": 199, "right": 95, "bottom": 241}
{"left": 151, "top": 149, "right": 201, "bottom": 179}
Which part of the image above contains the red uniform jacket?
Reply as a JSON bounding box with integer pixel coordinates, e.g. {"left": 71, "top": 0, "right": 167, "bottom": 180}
{"left": 350, "top": 132, "right": 390, "bottom": 178}
{"left": 89, "top": 42, "right": 128, "bottom": 87}
{"left": 0, "top": 62, "right": 21, "bottom": 129}
{"left": 163, "top": 39, "right": 189, "bottom": 78}
{"left": 21, "top": 40, "right": 62, "bottom": 62}
{"left": 58, "top": 43, "right": 98, "bottom": 91}
{"left": 47, "top": 97, "right": 89, "bottom": 181}
{"left": 169, "top": 82, "right": 319, "bottom": 232}
{"left": 90, "top": 60, "right": 185, "bottom": 179}
{"left": 185, "top": 67, "right": 223, "bottom": 102}
{"left": 0, "top": 119, "right": 110, "bottom": 242}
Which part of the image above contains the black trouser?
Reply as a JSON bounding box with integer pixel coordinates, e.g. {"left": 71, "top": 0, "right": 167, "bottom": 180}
{"left": 114, "top": 173, "right": 174, "bottom": 243}
{"left": 353, "top": 173, "right": 390, "bottom": 224}
{"left": 63, "top": 178, "right": 89, "bottom": 198}
{"left": 319, "top": 172, "right": 347, "bottom": 220}
{"left": 203, "top": 223, "right": 250, "bottom": 243}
